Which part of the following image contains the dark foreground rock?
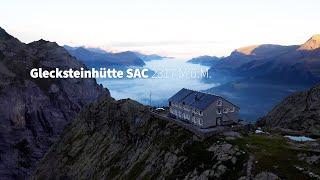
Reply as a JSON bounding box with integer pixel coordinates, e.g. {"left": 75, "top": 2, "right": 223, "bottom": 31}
{"left": 0, "top": 27, "right": 108, "bottom": 179}
{"left": 32, "top": 96, "right": 247, "bottom": 179}
{"left": 31, "top": 94, "right": 320, "bottom": 179}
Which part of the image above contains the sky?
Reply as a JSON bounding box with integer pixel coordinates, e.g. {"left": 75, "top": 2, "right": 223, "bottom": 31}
{"left": 1, "top": 0, "right": 320, "bottom": 58}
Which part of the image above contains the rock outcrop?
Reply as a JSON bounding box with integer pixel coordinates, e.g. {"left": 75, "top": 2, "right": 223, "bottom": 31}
{"left": 0, "top": 27, "right": 108, "bottom": 179}
{"left": 257, "top": 84, "right": 320, "bottom": 136}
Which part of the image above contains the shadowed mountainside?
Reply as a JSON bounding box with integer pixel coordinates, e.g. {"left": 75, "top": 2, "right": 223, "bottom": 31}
{"left": 257, "top": 84, "right": 320, "bottom": 136}
{"left": 0, "top": 27, "right": 108, "bottom": 179}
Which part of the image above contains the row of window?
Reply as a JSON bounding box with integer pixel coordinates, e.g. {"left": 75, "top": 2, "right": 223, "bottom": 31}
{"left": 170, "top": 102, "right": 203, "bottom": 116}
{"left": 170, "top": 101, "right": 235, "bottom": 116}
{"left": 192, "top": 117, "right": 203, "bottom": 126}
{"left": 171, "top": 109, "right": 187, "bottom": 119}
{"left": 216, "top": 107, "right": 235, "bottom": 114}
{"left": 170, "top": 109, "right": 203, "bottom": 126}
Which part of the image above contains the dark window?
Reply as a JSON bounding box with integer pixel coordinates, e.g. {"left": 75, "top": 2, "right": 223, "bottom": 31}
{"left": 169, "top": 101, "right": 171, "bottom": 106}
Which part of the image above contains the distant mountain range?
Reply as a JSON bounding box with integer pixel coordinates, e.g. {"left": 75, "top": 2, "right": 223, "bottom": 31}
{"left": 204, "top": 34, "right": 320, "bottom": 121}
{"left": 64, "top": 45, "right": 166, "bottom": 68}
{"left": 187, "top": 55, "right": 221, "bottom": 66}
{"left": 209, "top": 35, "right": 320, "bottom": 84}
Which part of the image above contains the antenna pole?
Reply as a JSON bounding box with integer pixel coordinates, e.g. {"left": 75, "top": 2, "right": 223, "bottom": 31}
{"left": 149, "top": 91, "right": 152, "bottom": 106}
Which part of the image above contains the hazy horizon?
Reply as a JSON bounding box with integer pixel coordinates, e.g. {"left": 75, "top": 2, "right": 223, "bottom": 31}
{"left": 1, "top": 0, "right": 320, "bottom": 58}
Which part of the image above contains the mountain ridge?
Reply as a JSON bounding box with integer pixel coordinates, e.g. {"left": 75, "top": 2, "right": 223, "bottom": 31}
{"left": 0, "top": 27, "right": 14, "bottom": 40}
{"left": 64, "top": 45, "right": 166, "bottom": 68}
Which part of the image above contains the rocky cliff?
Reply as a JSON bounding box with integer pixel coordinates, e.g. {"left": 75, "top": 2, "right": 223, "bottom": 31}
{"left": 257, "top": 84, "right": 320, "bottom": 136}
{"left": 0, "top": 27, "right": 108, "bottom": 179}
